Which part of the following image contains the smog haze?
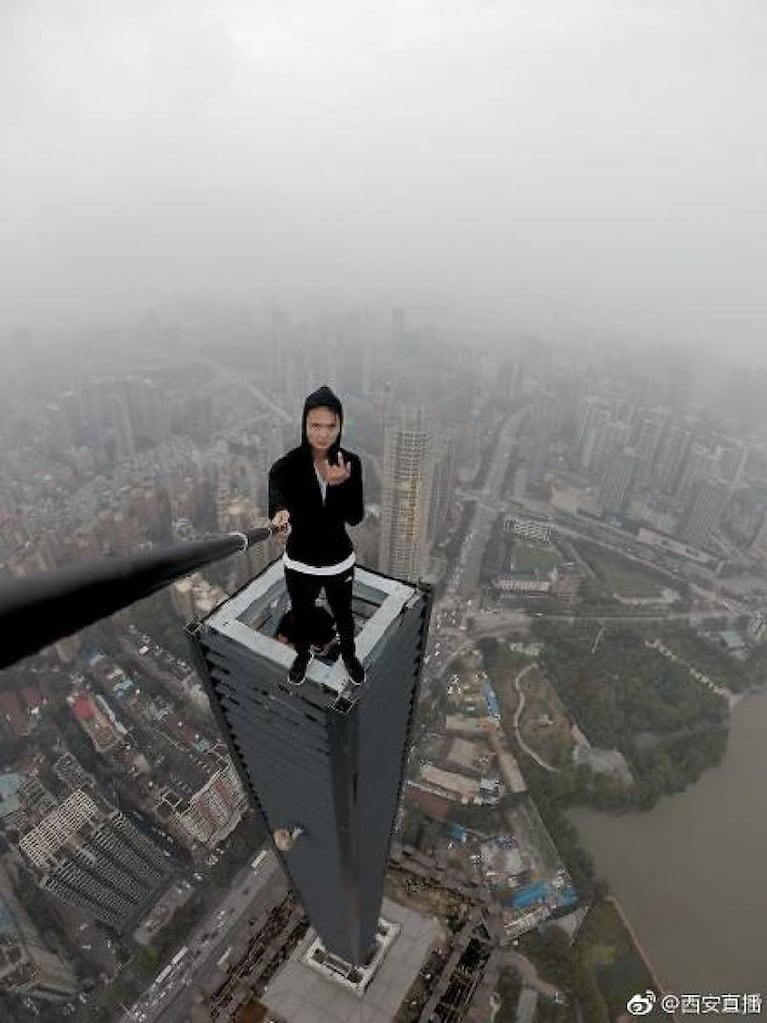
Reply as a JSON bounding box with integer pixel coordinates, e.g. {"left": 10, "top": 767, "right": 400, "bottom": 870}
{"left": 2, "top": 0, "right": 766, "bottom": 359}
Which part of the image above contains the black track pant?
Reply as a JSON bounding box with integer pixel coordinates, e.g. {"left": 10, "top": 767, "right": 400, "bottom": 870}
{"left": 284, "top": 565, "right": 356, "bottom": 662}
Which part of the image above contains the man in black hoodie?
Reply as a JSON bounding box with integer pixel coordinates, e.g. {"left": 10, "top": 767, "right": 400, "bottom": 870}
{"left": 268, "top": 385, "right": 366, "bottom": 686}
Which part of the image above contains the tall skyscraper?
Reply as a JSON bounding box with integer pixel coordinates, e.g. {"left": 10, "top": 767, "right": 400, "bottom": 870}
{"left": 599, "top": 453, "right": 637, "bottom": 515}
{"left": 378, "top": 406, "right": 435, "bottom": 582}
{"left": 575, "top": 396, "right": 600, "bottom": 451}
{"left": 185, "top": 560, "right": 432, "bottom": 968}
{"left": 124, "top": 377, "right": 171, "bottom": 447}
{"left": 577, "top": 402, "right": 613, "bottom": 474}
{"left": 633, "top": 411, "right": 668, "bottom": 489}
{"left": 219, "top": 497, "right": 269, "bottom": 587}
{"left": 675, "top": 443, "right": 719, "bottom": 504}
{"left": 338, "top": 333, "right": 370, "bottom": 397}
{"left": 94, "top": 380, "right": 141, "bottom": 461}
{"left": 0, "top": 864, "right": 77, "bottom": 1003}
{"left": 653, "top": 423, "right": 692, "bottom": 494}
{"left": 527, "top": 394, "right": 557, "bottom": 484}
{"left": 18, "top": 789, "right": 173, "bottom": 932}
{"left": 680, "top": 480, "right": 728, "bottom": 548}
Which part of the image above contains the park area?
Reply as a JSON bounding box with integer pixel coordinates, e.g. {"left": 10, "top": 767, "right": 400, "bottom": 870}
{"left": 576, "top": 899, "right": 659, "bottom": 1019}
{"left": 575, "top": 540, "right": 673, "bottom": 599}
{"left": 532, "top": 624, "right": 729, "bottom": 807}
{"left": 658, "top": 626, "right": 753, "bottom": 693}
{"left": 511, "top": 541, "right": 560, "bottom": 574}
{"left": 478, "top": 638, "right": 575, "bottom": 771}
{"left": 517, "top": 668, "right": 576, "bottom": 771}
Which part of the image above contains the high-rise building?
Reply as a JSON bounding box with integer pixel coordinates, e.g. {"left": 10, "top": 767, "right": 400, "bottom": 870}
{"left": 124, "top": 377, "right": 171, "bottom": 447}
{"left": 18, "top": 789, "right": 173, "bottom": 932}
{"left": 553, "top": 375, "right": 583, "bottom": 440}
{"left": 527, "top": 394, "right": 556, "bottom": 484}
{"left": 578, "top": 403, "right": 613, "bottom": 474}
{"left": 185, "top": 560, "right": 431, "bottom": 969}
{"left": 154, "top": 756, "right": 247, "bottom": 850}
{"left": 653, "top": 423, "right": 692, "bottom": 494}
{"left": 52, "top": 753, "right": 95, "bottom": 793}
{"left": 0, "top": 864, "right": 77, "bottom": 1003}
{"left": 79, "top": 379, "right": 139, "bottom": 464}
{"left": 680, "top": 480, "right": 728, "bottom": 549}
{"left": 599, "top": 453, "right": 637, "bottom": 515}
{"left": 378, "top": 406, "right": 435, "bottom": 582}
{"left": 575, "top": 397, "right": 602, "bottom": 451}
{"left": 219, "top": 497, "right": 269, "bottom": 587}
{"left": 264, "top": 423, "right": 296, "bottom": 483}
{"left": 171, "top": 572, "right": 228, "bottom": 621}
{"left": 633, "top": 412, "right": 668, "bottom": 489}
{"left": 336, "top": 311, "right": 372, "bottom": 396}
{"left": 675, "top": 443, "right": 719, "bottom": 504}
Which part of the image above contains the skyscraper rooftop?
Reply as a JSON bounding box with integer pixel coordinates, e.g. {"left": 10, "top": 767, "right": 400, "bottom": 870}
{"left": 186, "top": 558, "right": 432, "bottom": 967}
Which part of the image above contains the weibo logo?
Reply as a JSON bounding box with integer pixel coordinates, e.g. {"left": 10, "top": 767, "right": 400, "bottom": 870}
{"left": 627, "top": 990, "right": 657, "bottom": 1016}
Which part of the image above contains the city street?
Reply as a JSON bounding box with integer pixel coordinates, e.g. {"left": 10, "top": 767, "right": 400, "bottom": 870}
{"left": 456, "top": 412, "right": 525, "bottom": 603}
{"left": 124, "top": 852, "right": 287, "bottom": 1023}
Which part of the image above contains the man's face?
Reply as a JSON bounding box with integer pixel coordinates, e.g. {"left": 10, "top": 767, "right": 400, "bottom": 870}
{"left": 306, "top": 406, "right": 340, "bottom": 453}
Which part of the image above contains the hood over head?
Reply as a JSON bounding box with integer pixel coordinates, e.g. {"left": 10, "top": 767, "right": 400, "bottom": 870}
{"left": 301, "top": 385, "right": 344, "bottom": 462}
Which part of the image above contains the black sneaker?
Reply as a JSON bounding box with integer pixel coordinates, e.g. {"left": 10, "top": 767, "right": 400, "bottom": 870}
{"left": 343, "top": 655, "right": 366, "bottom": 686}
{"left": 288, "top": 653, "right": 310, "bottom": 686}
{"left": 315, "top": 638, "right": 341, "bottom": 661}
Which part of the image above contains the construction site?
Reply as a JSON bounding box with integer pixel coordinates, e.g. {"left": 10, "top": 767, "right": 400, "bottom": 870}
{"left": 179, "top": 852, "right": 505, "bottom": 1023}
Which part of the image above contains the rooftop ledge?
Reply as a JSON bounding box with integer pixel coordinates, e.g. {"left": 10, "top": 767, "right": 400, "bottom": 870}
{"left": 202, "top": 560, "right": 419, "bottom": 698}
{"left": 303, "top": 917, "right": 400, "bottom": 995}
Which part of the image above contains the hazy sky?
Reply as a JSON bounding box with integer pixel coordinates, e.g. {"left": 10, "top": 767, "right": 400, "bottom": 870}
{"left": 2, "top": 1, "right": 766, "bottom": 359}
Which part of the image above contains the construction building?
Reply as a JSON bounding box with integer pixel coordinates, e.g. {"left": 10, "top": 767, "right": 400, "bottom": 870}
{"left": 378, "top": 405, "right": 436, "bottom": 582}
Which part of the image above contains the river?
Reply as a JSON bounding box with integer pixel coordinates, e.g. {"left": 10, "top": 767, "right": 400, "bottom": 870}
{"left": 569, "top": 690, "right": 767, "bottom": 994}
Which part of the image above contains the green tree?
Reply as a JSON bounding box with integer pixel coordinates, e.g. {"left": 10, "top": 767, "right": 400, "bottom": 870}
{"left": 134, "top": 944, "right": 160, "bottom": 980}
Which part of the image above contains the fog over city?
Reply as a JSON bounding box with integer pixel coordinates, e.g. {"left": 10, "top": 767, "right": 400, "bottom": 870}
{"left": 7, "top": 5, "right": 767, "bottom": 1021}
{"left": 2, "top": 0, "right": 766, "bottom": 359}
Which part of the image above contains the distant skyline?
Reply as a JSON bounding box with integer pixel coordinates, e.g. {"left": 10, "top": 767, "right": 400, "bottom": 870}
{"left": 2, "top": 1, "right": 766, "bottom": 362}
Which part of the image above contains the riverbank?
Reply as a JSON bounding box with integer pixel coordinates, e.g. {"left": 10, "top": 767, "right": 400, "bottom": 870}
{"left": 569, "top": 688, "right": 767, "bottom": 993}
{"left": 577, "top": 897, "right": 670, "bottom": 1021}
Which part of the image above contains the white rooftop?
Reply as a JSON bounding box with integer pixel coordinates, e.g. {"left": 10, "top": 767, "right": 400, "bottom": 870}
{"left": 261, "top": 897, "right": 441, "bottom": 1023}
{"left": 205, "top": 560, "right": 415, "bottom": 697}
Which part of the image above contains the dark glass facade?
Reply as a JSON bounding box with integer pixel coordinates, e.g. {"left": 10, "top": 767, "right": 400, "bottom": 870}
{"left": 186, "top": 560, "right": 431, "bottom": 965}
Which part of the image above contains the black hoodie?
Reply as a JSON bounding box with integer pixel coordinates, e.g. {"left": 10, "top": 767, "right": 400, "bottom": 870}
{"left": 268, "top": 385, "right": 364, "bottom": 568}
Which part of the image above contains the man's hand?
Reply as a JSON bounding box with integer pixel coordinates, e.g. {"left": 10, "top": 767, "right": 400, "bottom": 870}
{"left": 271, "top": 509, "right": 291, "bottom": 538}
{"left": 318, "top": 454, "right": 351, "bottom": 486}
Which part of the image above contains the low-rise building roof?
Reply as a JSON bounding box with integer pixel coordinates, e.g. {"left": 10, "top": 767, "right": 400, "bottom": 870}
{"left": 420, "top": 766, "right": 480, "bottom": 801}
